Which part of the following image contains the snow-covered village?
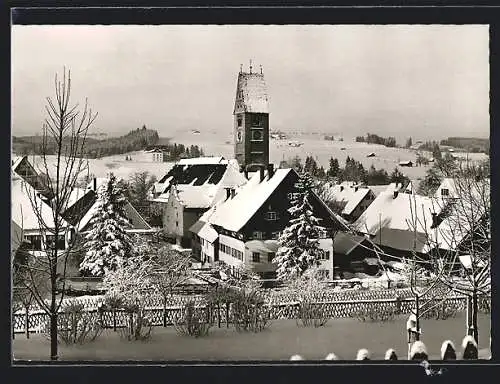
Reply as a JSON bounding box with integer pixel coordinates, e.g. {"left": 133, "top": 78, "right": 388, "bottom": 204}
{"left": 11, "top": 25, "right": 490, "bottom": 363}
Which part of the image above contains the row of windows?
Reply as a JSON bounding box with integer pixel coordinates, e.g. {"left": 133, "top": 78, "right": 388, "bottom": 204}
{"left": 252, "top": 251, "right": 276, "bottom": 263}
{"left": 219, "top": 243, "right": 244, "bottom": 261}
{"left": 319, "top": 250, "right": 331, "bottom": 260}
{"left": 252, "top": 231, "right": 281, "bottom": 240}
{"left": 264, "top": 211, "right": 279, "bottom": 221}
{"left": 24, "top": 234, "right": 66, "bottom": 251}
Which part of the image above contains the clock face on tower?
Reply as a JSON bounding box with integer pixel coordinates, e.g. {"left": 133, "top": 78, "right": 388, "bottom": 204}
{"left": 237, "top": 130, "right": 243, "bottom": 143}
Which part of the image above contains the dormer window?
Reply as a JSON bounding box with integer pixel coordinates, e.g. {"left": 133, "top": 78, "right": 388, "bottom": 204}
{"left": 264, "top": 211, "right": 279, "bottom": 221}
{"left": 253, "top": 231, "right": 264, "bottom": 240}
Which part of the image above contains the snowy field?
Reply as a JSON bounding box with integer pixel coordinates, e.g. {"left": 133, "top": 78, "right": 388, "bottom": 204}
{"left": 12, "top": 312, "right": 490, "bottom": 361}
{"left": 25, "top": 152, "right": 174, "bottom": 181}
{"left": 20, "top": 133, "right": 488, "bottom": 184}
{"left": 167, "top": 130, "right": 436, "bottom": 180}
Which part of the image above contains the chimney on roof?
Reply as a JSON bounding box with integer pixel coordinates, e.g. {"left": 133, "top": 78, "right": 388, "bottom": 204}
{"left": 260, "top": 64, "right": 263, "bottom": 74}
{"left": 393, "top": 190, "right": 399, "bottom": 199}
{"left": 240, "top": 64, "right": 243, "bottom": 73}
{"left": 267, "top": 163, "right": 275, "bottom": 179}
{"left": 259, "top": 165, "right": 265, "bottom": 183}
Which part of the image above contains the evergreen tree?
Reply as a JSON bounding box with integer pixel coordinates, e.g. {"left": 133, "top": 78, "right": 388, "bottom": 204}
{"left": 390, "top": 167, "right": 408, "bottom": 186}
{"left": 327, "top": 157, "right": 340, "bottom": 179}
{"left": 274, "top": 172, "right": 326, "bottom": 280}
{"left": 80, "top": 173, "right": 133, "bottom": 276}
{"left": 432, "top": 143, "right": 442, "bottom": 160}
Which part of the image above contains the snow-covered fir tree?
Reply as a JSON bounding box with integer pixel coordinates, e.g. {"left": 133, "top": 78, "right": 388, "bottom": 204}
{"left": 274, "top": 172, "right": 326, "bottom": 280}
{"left": 80, "top": 173, "right": 133, "bottom": 276}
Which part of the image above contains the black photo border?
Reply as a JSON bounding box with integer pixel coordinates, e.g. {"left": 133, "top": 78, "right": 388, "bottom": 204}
{"left": 3, "top": 2, "right": 499, "bottom": 383}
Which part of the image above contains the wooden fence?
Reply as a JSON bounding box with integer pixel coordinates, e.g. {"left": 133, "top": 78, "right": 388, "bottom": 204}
{"left": 13, "top": 294, "right": 486, "bottom": 336}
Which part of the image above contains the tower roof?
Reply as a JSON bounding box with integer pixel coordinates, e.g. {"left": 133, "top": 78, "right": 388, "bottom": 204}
{"left": 233, "top": 72, "right": 269, "bottom": 114}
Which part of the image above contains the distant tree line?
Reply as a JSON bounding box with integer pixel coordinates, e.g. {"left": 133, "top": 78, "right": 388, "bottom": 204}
{"left": 85, "top": 126, "right": 159, "bottom": 158}
{"left": 440, "top": 137, "right": 489, "bottom": 154}
{"left": 281, "top": 155, "right": 409, "bottom": 186}
{"left": 355, "top": 133, "right": 397, "bottom": 148}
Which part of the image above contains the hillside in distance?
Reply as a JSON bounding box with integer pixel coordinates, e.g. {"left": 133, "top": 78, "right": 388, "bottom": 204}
{"left": 440, "top": 137, "right": 489, "bottom": 153}
{"left": 13, "top": 126, "right": 160, "bottom": 158}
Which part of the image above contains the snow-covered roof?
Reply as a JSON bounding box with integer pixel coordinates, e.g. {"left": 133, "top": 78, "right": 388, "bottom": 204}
{"left": 172, "top": 184, "right": 216, "bottom": 209}
{"left": 435, "top": 178, "right": 459, "bottom": 199}
{"left": 353, "top": 190, "right": 440, "bottom": 252}
{"left": 333, "top": 232, "right": 366, "bottom": 255}
{"left": 154, "top": 158, "right": 235, "bottom": 197}
{"left": 78, "top": 200, "right": 151, "bottom": 232}
{"left": 233, "top": 72, "right": 269, "bottom": 114}
{"left": 321, "top": 183, "right": 372, "bottom": 216}
{"left": 178, "top": 156, "right": 226, "bottom": 165}
{"left": 367, "top": 185, "right": 391, "bottom": 197}
{"left": 170, "top": 163, "right": 247, "bottom": 210}
{"left": 209, "top": 168, "right": 292, "bottom": 232}
{"left": 433, "top": 181, "right": 489, "bottom": 251}
{"left": 11, "top": 178, "right": 69, "bottom": 231}
{"left": 11, "top": 156, "right": 24, "bottom": 172}
{"left": 66, "top": 187, "right": 89, "bottom": 210}
{"left": 245, "top": 239, "right": 279, "bottom": 254}
{"left": 198, "top": 223, "right": 218, "bottom": 243}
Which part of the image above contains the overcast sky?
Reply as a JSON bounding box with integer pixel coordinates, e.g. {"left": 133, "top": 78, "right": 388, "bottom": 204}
{"left": 12, "top": 25, "right": 489, "bottom": 141}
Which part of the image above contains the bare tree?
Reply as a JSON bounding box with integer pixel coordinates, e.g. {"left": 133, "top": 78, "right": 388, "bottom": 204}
{"left": 409, "top": 161, "right": 490, "bottom": 346}
{"left": 16, "top": 68, "right": 97, "bottom": 360}
{"left": 147, "top": 245, "right": 192, "bottom": 327}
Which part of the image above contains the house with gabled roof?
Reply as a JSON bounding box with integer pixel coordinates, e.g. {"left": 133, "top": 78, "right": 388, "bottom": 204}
{"left": 320, "top": 181, "right": 376, "bottom": 222}
{"left": 61, "top": 177, "right": 153, "bottom": 235}
{"left": 190, "top": 166, "right": 346, "bottom": 280}
{"left": 12, "top": 155, "right": 52, "bottom": 200}
{"left": 152, "top": 157, "right": 247, "bottom": 247}
{"left": 353, "top": 189, "right": 440, "bottom": 260}
{"left": 435, "top": 178, "right": 459, "bottom": 199}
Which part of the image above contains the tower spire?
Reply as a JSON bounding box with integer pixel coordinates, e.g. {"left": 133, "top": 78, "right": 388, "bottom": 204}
{"left": 260, "top": 64, "right": 263, "bottom": 74}
{"left": 249, "top": 59, "right": 253, "bottom": 74}
{"left": 240, "top": 64, "right": 242, "bottom": 73}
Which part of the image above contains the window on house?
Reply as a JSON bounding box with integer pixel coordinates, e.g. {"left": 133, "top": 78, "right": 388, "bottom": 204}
{"left": 268, "top": 252, "right": 275, "bottom": 262}
{"left": 252, "top": 231, "right": 264, "bottom": 240}
{"left": 45, "top": 235, "right": 66, "bottom": 250}
{"left": 237, "top": 117, "right": 242, "bottom": 127}
{"left": 322, "top": 250, "right": 330, "bottom": 260}
{"left": 264, "top": 211, "right": 278, "bottom": 221}
{"left": 271, "top": 231, "right": 280, "bottom": 240}
{"left": 441, "top": 188, "right": 450, "bottom": 197}
{"left": 318, "top": 229, "right": 328, "bottom": 239}
{"left": 251, "top": 129, "right": 263, "bottom": 141}
{"left": 287, "top": 192, "right": 301, "bottom": 201}
{"left": 318, "top": 269, "right": 330, "bottom": 278}
{"left": 252, "top": 252, "right": 261, "bottom": 262}
{"left": 25, "top": 235, "right": 43, "bottom": 251}
{"left": 176, "top": 221, "right": 179, "bottom": 227}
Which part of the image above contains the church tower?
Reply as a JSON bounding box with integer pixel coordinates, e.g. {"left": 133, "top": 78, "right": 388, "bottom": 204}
{"left": 233, "top": 61, "right": 270, "bottom": 172}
